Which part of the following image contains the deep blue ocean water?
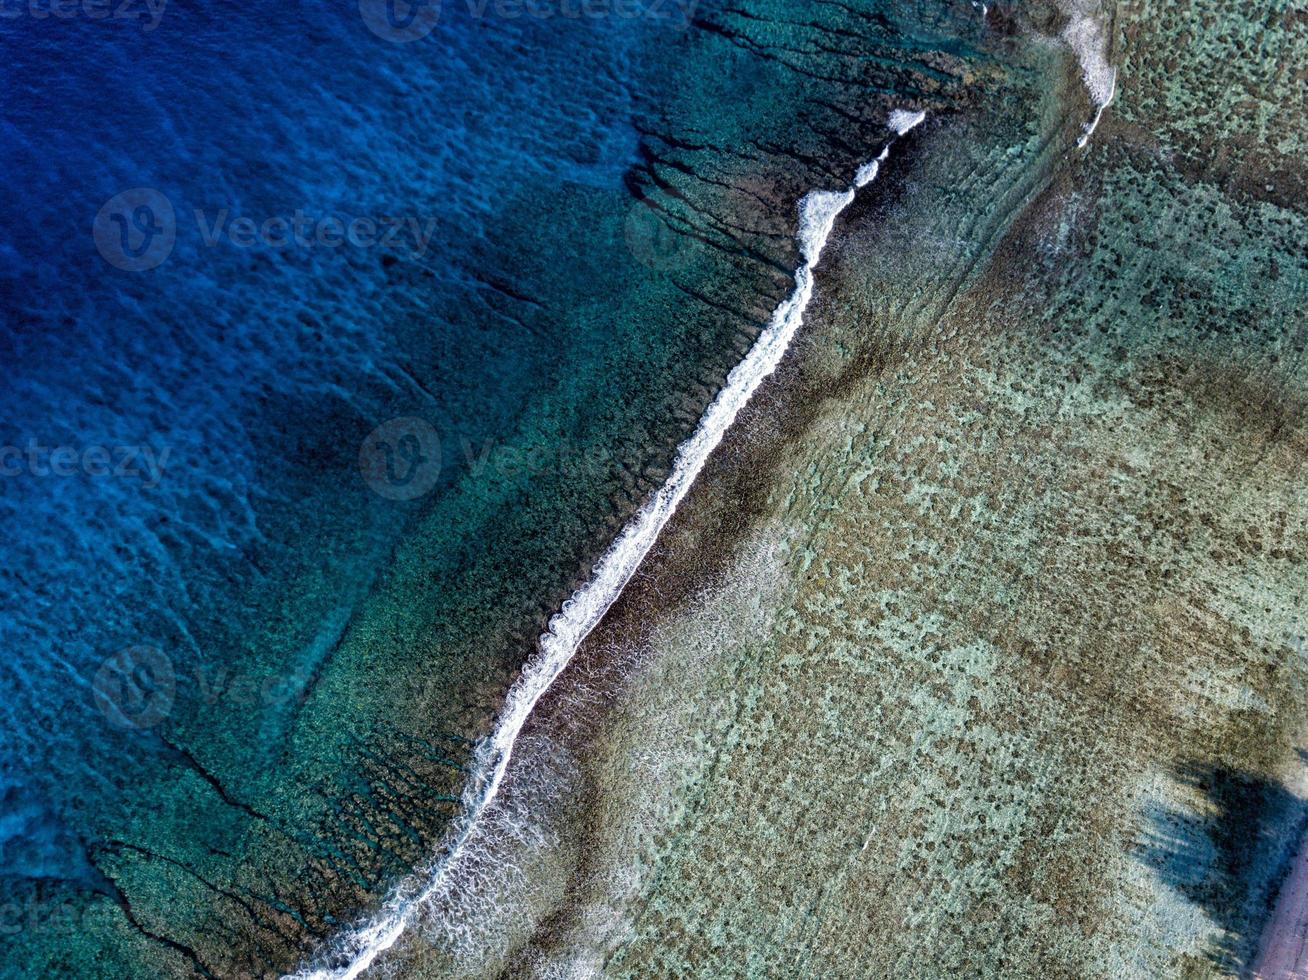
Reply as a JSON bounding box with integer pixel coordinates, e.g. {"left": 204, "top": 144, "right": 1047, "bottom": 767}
{"left": 0, "top": 0, "right": 685, "bottom": 939}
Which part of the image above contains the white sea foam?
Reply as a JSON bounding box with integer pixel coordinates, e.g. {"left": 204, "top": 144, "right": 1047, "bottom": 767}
{"left": 287, "top": 108, "right": 926, "bottom": 980}
{"left": 1076, "top": 69, "right": 1117, "bottom": 148}
{"left": 852, "top": 144, "right": 890, "bottom": 190}
{"left": 888, "top": 108, "right": 926, "bottom": 135}
{"left": 1061, "top": 0, "right": 1117, "bottom": 147}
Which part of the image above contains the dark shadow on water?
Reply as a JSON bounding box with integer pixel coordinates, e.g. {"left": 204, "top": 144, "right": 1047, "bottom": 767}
{"left": 1138, "top": 760, "right": 1308, "bottom": 974}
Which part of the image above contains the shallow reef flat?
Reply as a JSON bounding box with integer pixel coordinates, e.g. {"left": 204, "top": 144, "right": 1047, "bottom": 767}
{"left": 372, "top": 0, "right": 1308, "bottom": 976}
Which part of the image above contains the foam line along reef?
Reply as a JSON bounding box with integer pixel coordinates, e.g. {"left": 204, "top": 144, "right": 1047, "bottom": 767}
{"left": 1060, "top": 0, "right": 1118, "bottom": 147}
{"left": 289, "top": 108, "right": 926, "bottom": 980}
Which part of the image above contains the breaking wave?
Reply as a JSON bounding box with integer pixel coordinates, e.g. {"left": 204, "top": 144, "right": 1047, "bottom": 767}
{"left": 288, "top": 108, "right": 927, "bottom": 980}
